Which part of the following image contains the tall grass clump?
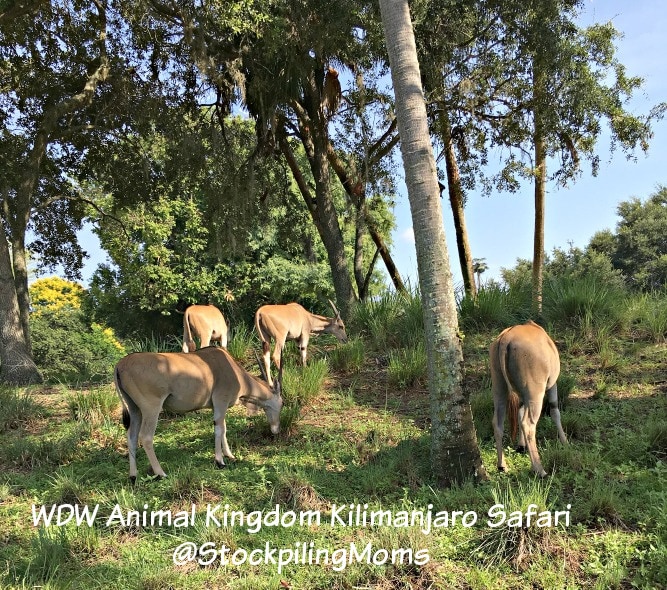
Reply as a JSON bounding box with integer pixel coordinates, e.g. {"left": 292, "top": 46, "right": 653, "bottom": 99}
{"left": 26, "top": 526, "right": 72, "bottom": 583}
{"left": 0, "top": 386, "right": 43, "bottom": 432}
{"left": 351, "top": 289, "right": 423, "bottom": 350}
{"left": 458, "top": 282, "right": 529, "bottom": 331}
{"left": 66, "top": 386, "right": 118, "bottom": 424}
{"left": 477, "top": 477, "right": 559, "bottom": 570}
{"left": 281, "top": 359, "right": 329, "bottom": 407}
{"left": 624, "top": 291, "right": 667, "bottom": 343}
{"left": 387, "top": 342, "right": 427, "bottom": 389}
{"left": 328, "top": 338, "right": 365, "bottom": 373}
{"left": 125, "top": 334, "right": 181, "bottom": 353}
{"left": 227, "top": 322, "right": 257, "bottom": 360}
{"left": 277, "top": 359, "right": 329, "bottom": 433}
{"left": 542, "top": 276, "right": 625, "bottom": 332}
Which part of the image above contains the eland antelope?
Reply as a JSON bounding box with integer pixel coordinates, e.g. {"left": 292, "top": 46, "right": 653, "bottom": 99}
{"left": 182, "top": 304, "right": 228, "bottom": 352}
{"left": 490, "top": 320, "right": 568, "bottom": 477}
{"left": 255, "top": 301, "right": 347, "bottom": 385}
{"left": 114, "top": 346, "right": 283, "bottom": 482}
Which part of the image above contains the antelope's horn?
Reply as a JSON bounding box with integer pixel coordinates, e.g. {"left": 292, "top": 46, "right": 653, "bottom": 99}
{"left": 328, "top": 298, "right": 340, "bottom": 317}
{"left": 255, "top": 351, "right": 268, "bottom": 382}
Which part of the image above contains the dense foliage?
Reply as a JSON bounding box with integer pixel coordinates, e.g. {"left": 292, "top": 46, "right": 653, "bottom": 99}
{"left": 589, "top": 187, "right": 667, "bottom": 290}
{"left": 29, "top": 278, "right": 125, "bottom": 384}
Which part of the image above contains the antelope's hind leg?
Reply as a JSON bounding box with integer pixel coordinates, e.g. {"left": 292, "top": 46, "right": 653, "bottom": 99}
{"left": 490, "top": 343, "right": 509, "bottom": 472}
{"left": 520, "top": 395, "right": 547, "bottom": 477}
{"left": 548, "top": 383, "right": 568, "bottom": 445}
{"left": 138, "top": 407, "right": 167, "bottom": 479}
{"left": 125, "top": 405, "right": 142, "bottom": 484}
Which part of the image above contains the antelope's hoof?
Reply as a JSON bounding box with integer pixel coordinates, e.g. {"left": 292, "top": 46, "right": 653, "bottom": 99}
{"left": 215, "top": 460, "right": 227, "bottom": 469}
{"left": 129, "top": 475, "right": 137, "bottom": 486}
{"left": 146, "top": 467, "right": 166, "bottom": 480}
{"left": 498, "top": 465, "right": 507, "bottom": 472}
{"left": 515, "top": 445, "right": 527, "bottom": 454}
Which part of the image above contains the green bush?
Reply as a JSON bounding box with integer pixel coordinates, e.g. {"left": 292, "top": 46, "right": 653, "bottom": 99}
{"left": 30, "top": 308, "right": 126, "bottom": 384}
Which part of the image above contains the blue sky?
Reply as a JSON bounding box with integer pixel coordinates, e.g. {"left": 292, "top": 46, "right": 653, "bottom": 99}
{"left": 392, "top": 0, "right": 667, "bottom": 287}
{"left": 74, "top": 0, "right": 667, "bottom": 290}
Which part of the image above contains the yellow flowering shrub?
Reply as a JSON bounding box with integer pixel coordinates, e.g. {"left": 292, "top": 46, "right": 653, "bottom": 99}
{"left": 30, "top": 277, "right": 85, "bottom": 315}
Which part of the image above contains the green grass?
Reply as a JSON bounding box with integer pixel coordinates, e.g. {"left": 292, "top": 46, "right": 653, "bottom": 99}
{"left": 0, "top": 386, "right": 43, "bottom": 433}
{"left": 387, "top": 343, "right": 427, "bottom": 389}
{"left": 227, "top": 322, "right": 258, "bottom": 361}
{"left": 0, "top": 296, "right": 665, "bottom": 589}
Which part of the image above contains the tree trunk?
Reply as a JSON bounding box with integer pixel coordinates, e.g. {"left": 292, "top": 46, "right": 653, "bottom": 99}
{"left": 532, "top": 64, "right": 547, "bottom": 319}
{"left": 11, "top": 234, "right": 32, "bottom": 354}
{"left": 0, "top": 220, "right": 42, "bottom": 385}
{"left": 379, "top": 0, "right": 487, "bottom": 486}
{"left": 441, "top": 113, "right": 476, "bottom": 298}
{"left": 280, "top": 109, "right": 358, "bottom": 319}
{"left": 325, "top": 142, "right": 407, "bottom": 296}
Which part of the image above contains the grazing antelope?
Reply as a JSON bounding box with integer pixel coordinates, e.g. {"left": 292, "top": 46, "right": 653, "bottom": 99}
{"left": 182, "top": 304, "right": 228, "bottom": 353}
{"left": 490, "top": 320, "right": 568, "bottom": 477}
{"left": 114, "top": 346, "right": 283, "bottom": 482}
{"left": 255, "top": 301, "right": 348, "bottom": 385}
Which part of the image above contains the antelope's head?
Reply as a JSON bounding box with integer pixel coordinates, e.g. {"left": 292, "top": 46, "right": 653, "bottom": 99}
{"left": 327, "top": 299, "right": 348, "bottom": 343}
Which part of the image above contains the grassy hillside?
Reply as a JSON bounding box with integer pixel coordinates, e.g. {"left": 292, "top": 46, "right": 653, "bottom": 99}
{"left": 1, "top": 295, "right": 665, "bottom": 589}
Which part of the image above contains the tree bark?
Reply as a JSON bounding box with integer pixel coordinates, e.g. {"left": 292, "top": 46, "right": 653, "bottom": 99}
{"left": 440, "top": 114, "right": 476, "bottom": 298}
{"left": 0, "top": 219, "right": 42, "bottom": 385}
{"left": 11, "top": 235, "right": 32, "bottom": 355}
{"left": 379, "top": 0, "right": 487, "bottom": 486}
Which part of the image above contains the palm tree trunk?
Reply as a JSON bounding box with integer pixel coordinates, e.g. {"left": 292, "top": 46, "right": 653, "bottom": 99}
{"left": 378, "top": 0, "right": 487, "bottom": 486}
{"left": 532, "top": 64, "right": 547, "bottom": 319}
{"left": 441, "top": 113, "right": 476, "bottom": 298}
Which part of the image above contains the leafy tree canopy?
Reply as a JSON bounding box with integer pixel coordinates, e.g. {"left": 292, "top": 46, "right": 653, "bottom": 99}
{"left": 589, "top": 187, "right": 667, "bottom": 291}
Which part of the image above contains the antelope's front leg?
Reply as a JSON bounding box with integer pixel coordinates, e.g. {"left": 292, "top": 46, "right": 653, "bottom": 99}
{"left": 213, "top": 405, "right": 235, "bottom": 468}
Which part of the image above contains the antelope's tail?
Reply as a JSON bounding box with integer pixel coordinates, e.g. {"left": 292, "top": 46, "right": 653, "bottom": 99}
{"left": 498, "top": 336, "right": 520, "bottom": 442}
{"left": 114, "top": 368, "right": 131, "bottom": 431}
{"left": 254, "top": 311, "right": 270, "bottom": 354}
{"left": 182, "top": 309, "right": 194, "bottom": 352}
